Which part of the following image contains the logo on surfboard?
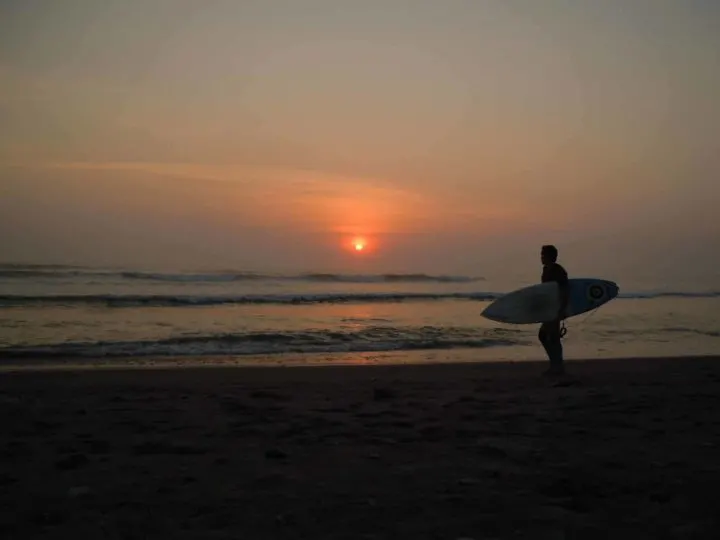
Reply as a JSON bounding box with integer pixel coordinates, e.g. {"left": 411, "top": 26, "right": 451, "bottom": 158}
{"left": 588, "top": 284, "right": 606, "bottom": 301}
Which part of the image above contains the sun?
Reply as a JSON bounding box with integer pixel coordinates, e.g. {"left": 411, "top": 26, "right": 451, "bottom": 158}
{"left": 343, "top": 236, "right": 372, "bottom": 254}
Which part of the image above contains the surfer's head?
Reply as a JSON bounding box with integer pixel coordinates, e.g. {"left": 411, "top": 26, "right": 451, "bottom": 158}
{"left": 541, "top": 244, "right": 558, "bottom": 265}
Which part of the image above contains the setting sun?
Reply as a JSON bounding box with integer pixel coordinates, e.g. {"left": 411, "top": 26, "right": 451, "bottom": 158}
{"left": 343, "top": 236, "right": 372, "bottom": 254}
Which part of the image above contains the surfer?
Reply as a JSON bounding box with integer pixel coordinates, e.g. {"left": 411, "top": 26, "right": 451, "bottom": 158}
{"left": 539, "top": 245, "right": 569, "bottom": 375}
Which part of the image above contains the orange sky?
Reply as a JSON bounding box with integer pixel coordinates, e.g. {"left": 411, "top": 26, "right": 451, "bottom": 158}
{"left": 1, "top": 1, "right": 719, "bottom": 280}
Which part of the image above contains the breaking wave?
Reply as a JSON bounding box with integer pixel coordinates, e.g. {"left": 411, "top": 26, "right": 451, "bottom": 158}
{"left": 0, "top": 291, "right": 500, "bottom": 307}
{"left": 0, "top": 326, "right": 526, "bottom": 358}
{"left": 0, "top": 265, "right": 483, "bottom": 284}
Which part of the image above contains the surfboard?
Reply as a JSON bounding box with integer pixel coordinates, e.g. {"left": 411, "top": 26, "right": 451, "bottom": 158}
{"left": 481, "top": 278, "right": 619, "bottom": 324}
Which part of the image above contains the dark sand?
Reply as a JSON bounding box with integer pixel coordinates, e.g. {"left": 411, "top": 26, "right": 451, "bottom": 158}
{"left": 2, "top": 356, "right": 720, "bottom": 539}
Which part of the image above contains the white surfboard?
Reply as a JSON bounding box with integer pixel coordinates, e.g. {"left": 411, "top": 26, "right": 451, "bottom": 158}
{"left": 481, "top": 278, "right": 619, "bottom": 324}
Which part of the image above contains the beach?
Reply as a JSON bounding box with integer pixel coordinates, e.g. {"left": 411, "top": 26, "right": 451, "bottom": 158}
{"left": 2, "top": 355, "right": 720, "bottom": 539}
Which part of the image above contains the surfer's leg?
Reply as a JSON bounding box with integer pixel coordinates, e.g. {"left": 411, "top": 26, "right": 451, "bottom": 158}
{"left": 551, "top": 335, "right": 564, "bottom": 371}
{"left": 541, "top": 321, "right": 564, "bottom": 374}
{"left": 547, "top": 321, "right": 564, "bottom": 373}
{"left": 538, "top": 324, "right": 552, "bottom": 360}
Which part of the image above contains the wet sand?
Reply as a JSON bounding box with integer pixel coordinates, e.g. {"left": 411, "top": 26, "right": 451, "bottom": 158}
{"left": 2, "top": 356, "right": 720, "bottom": 539}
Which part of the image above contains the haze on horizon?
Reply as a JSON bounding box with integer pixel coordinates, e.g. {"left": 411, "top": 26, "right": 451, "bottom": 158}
{"left": 1, "top": 0, "right": 719, "bottom": 283}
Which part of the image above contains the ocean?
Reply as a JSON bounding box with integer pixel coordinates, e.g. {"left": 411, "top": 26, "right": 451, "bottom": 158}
{"left": 1, "top": 263, "right": 718, "bottom": 367}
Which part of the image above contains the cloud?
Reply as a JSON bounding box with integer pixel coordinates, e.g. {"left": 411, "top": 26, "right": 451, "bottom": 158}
{"left": 18, "top": 160, "right": 541, "bottom": 237}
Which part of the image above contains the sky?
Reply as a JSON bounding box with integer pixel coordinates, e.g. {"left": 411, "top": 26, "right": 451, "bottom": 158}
{"left": 1, "top": 0, "right": 719, "bottom": 281}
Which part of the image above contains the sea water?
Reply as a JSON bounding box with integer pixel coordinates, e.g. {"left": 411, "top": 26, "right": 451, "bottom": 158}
{"left": 0, "top": 263, "right": 718, "bottom": 366}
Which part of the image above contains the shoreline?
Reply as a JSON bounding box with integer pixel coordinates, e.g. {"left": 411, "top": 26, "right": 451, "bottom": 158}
{"left": 2, "top": 346, "right": 720, "bottom": 373}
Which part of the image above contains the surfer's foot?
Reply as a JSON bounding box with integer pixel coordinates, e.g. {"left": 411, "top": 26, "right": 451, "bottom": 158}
{"left": 542, "top": 367, "right": 565, "bottom": 377}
